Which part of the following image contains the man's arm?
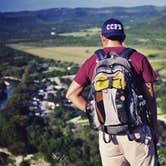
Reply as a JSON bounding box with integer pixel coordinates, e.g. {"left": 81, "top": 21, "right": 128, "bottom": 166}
{"left": 66, "top": 80, "right": 87, "bottom": 112}
{"left": 143, "top": 82, "right": 159, "bottom": 142}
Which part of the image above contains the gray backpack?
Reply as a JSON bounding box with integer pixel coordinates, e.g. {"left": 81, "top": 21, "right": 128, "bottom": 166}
{"left": 86, "top": 48, "right": 147, "bottom": 138}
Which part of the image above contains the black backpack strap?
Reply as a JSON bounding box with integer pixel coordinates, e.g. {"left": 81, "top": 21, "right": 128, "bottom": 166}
{"left": 95, "top": 49, "right": 110, "bottom": 61}
{"left": 120, "top": 48, "right": 136, "bottom": 59}
{"left": 103, "top": 131, "right": 112, "bottom": 143}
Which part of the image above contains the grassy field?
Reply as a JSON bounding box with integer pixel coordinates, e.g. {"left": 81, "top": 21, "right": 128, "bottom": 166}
{"left": 9, "top": 44, "right": 165, "bottom": 60}
{"left": 9, "top": 43, "right": 166, "bottom": 81}
{"left": 9, "top": 25, "right": 166, "bottom": 67}
{"left": 59, "top": 27, "right": 100, "bottom": 37}
{"left": 9, "top": 44, "right": 100, "bottom": 64}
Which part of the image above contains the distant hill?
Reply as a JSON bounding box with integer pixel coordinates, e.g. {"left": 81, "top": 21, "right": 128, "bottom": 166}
{"left": 0, "top": 6, "right": 166, "bottom": 42}
{"left": 125, "top": 9, "right": 166, "bottom": 48}
{"left": 145, "top": 11, "right": 166, "bottom": 31}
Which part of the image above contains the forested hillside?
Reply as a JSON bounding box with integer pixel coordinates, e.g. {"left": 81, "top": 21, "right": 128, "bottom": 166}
{"left": 0, "top": 45, "right": 100, "bottom": 165}
{"left": 125, "top": 11, "right": 166, "bottom": 49}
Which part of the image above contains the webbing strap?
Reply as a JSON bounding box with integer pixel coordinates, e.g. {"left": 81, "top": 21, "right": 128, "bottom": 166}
{"left": 95, "top": 49, "right": 109, "bottom": 61}
{"left": 103, "top": 131, "right": 112, "bottom": 143}
{"left": 119, "top": 48, "right": 136, "bottom": 60}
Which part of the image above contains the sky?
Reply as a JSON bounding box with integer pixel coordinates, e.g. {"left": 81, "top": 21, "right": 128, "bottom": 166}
{"left": 0, "top": 0, "right": 166, "bottom": 12}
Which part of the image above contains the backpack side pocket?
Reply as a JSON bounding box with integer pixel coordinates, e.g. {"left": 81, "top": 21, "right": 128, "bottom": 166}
{"left": 86, "top": 101, "right": 102, "bottom": 130}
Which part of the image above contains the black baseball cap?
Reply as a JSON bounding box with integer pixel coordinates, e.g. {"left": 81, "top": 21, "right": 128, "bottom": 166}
{"left": 101, "top": 18, "right": 126, "bottom": 41}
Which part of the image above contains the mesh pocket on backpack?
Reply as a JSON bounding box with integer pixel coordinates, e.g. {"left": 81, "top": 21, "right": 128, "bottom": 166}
{"left": 115, "top": 89, "right": 128, "bottom": 124}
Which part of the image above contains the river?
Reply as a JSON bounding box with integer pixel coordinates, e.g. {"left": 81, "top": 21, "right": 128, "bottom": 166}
{"left": 0, "top": 80, "right": 19, "bottom": 109}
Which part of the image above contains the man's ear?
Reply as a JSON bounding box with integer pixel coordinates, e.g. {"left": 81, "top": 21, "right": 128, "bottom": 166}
{"left": 100, "top": 35, "right": 108, "bottom": 46}
{"left": 100, "top": 35, "right": 105, "bottom": 42}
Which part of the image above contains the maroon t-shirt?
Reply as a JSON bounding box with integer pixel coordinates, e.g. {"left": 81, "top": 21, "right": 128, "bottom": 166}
{"left": 74, "top": 47, "right": 157, "bottom": 87}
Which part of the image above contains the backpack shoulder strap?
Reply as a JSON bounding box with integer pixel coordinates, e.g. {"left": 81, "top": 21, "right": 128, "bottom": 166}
{"left": 95, "top": 49, "right": 110, "bottom": 61}
{"left": 95, "top": 48, "right": 136, "bottom": 61}
{"left": 119, "top": 48, "right": 136, "bottom": 60}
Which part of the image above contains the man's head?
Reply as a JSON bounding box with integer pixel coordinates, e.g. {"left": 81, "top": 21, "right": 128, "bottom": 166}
{"left": 101, "top": 18, "right": 126, "bottom": 42}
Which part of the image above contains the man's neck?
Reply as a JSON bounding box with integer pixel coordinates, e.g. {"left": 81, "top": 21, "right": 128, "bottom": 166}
{"left": 103, "top": 40, "right": 123, "bottom": 48}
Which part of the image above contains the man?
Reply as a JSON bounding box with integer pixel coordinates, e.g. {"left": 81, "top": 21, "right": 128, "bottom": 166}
{"left": 66, "top": 18, "right": 159, "bottom": 166}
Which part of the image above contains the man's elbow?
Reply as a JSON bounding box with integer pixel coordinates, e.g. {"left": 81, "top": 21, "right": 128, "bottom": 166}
{"left": 66, "top": 81, "right": 82, "bottom": 101}
{"left": 66, "top": 91, "right": 71, "bottom": 100}
{"left": 66, "top": 90, "right": 74, "bottom": 101}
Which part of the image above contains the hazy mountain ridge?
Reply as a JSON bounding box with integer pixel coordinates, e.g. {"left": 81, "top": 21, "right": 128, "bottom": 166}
{"left": 1, "top": 6, "right": 165, "bottom": 22}
{"left": 0, "top": 6, "right": 165, "bottom": 42}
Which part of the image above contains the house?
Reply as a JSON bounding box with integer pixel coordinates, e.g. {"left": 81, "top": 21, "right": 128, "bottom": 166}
{"left": 40, "top": 101, "right": 55, "bottom": 111}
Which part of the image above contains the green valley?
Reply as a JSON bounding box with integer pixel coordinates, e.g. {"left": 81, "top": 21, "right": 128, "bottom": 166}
{"left": 0, "top": 6, "right": 166, "bottom": 166}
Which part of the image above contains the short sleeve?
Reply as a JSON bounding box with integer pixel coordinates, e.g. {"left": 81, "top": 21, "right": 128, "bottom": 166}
{"left": 74, "top": 60, "right": 90, "bottom": 86}
{"left": 141, "top": 57, "right": 157, "bottom": 82}
{"left": 74, "top": 53, "right": 96, "bottom": 86}
{"left": 74, "top": 54, "right": 96, "bottom": 87}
